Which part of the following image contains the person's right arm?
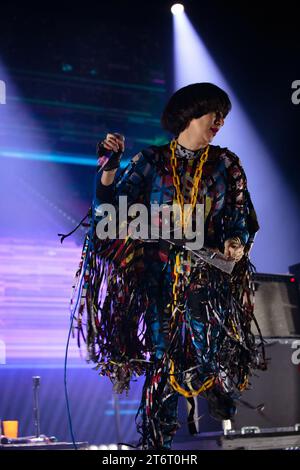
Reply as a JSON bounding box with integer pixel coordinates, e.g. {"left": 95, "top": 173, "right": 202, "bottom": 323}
{"left": 96, "top": 133, "right": 124, "bottom": 203}
{"left": 96, "top": 132, "right": 153, "bottom": 207}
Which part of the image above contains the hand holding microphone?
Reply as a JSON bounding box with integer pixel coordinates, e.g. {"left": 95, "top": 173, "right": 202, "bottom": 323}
{"left": 97, "top": 132, "right": 125, "bottom": 171}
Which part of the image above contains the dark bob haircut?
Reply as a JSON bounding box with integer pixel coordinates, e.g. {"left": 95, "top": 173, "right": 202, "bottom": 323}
{"left": 161, "top": 82, "right": 231, "bottom": 136}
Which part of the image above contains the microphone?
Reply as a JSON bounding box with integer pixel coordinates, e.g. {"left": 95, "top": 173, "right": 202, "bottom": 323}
{"left": 96, "top": 133, "right": 125, "bottom": 171}
{"left": 32, "top": 376, "right": 41, "bottom": 438}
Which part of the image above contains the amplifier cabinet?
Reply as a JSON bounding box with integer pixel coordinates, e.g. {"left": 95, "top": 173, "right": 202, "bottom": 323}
{"left": 253, "top": 273, "right": 300, "bottom": 337}
{"left": 232, "top": 338, "right": 300, "bottom": 430}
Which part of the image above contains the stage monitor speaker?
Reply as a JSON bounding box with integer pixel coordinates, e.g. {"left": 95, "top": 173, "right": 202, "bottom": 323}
{"left": 289, "top": 262, "right": 300, "bottom": 283}
{"left": 232, "top": 338, "right": 300, "bottom": 430}
{"left": 177, "top": 339, "right": 300, "bottom": 438}
{"left": 253, "top": 273, "right": 300, "bottom": 337}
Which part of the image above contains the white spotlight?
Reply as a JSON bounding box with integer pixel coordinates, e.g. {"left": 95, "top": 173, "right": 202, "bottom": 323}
{"left": 171, "top": 3, "right": 184, "bottom": 15}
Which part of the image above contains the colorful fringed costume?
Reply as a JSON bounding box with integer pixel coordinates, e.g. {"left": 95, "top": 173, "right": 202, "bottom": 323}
{"left": 71, "top": 141, "right": 266, "bottom": 449}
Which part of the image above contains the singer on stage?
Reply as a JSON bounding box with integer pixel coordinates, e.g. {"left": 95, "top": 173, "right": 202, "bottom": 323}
{"left": 71, "top": 82, "right": 266, "bottom": 449}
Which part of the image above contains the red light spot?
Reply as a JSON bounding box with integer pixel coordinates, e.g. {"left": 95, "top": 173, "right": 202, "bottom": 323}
{"left": 290, "top": 277, "right": 296, "bottom": 283}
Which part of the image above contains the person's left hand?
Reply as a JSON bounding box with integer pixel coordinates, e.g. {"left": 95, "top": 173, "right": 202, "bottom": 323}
{"left": 224, "top": 237, "right": 244, "bottom": 262}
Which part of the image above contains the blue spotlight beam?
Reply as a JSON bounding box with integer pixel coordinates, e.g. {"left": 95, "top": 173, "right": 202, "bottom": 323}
{"left": 172, "top": 11, "right": 300, "bottom": 273}
{"left": 0, "top": 150, "right": 129, "bottom": 168}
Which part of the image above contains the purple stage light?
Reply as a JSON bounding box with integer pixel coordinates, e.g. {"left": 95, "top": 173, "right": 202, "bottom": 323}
{"left": 0, "top": 238, "right": 83, "bottom": 366}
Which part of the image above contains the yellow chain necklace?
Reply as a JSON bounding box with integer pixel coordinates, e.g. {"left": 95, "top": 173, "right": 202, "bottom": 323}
{"left": 170, "top": 359, "right": 215, "bottom": 397}
{"left": 170, "top": 139, "right": 209, "bottom": 230}
{"left": 168, "top": 140, "right": 210, "bottom": 396}
{"left": 169, "top": 139, "right": 210, "bottom": 310}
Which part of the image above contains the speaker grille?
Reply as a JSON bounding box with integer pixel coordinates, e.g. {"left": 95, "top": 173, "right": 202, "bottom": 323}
{"left": 253, "top": 273, "right": 300, "bottom": 337}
